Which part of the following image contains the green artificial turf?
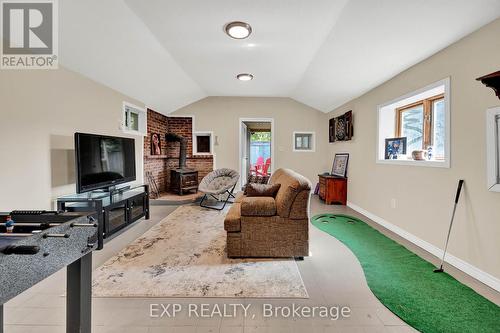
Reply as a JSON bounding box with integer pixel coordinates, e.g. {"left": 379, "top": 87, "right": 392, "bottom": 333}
{"left": 311, "top": 214, "right": 500, "bottom": 333}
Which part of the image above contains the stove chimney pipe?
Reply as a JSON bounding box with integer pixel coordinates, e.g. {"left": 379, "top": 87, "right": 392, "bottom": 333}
{"left": 165, "top": 133, "right": 187, "bottom": 169}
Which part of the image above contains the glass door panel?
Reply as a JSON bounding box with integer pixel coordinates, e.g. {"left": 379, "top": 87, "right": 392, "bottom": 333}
{"left": 106, "top": 204, "right": 127, "bottom": 236}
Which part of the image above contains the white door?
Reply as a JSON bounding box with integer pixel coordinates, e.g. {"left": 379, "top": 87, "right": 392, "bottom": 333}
{"left": 240, "top": 122, "right": 248, "bottom": 188}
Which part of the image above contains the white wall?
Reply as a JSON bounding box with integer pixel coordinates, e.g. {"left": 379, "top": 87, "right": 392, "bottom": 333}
{"left": 0, "top": 67, "right": 145, "bottom": 210}
{"left": 171, "top": 97, "right": 330, "bottom": 184}
{"left": 327, "top": 18, "right": 500, "bottom": 282}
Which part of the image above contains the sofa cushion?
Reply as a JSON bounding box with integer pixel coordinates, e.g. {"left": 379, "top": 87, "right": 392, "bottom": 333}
{"left": 224, "top": 203, "right": 241, "bottom": 232}
{"left": 272, "top": 169, "right": 311, "bottom": 218}
{"left": 247, "top": 174, "right": 270, "bottom": 184}
{"left": 241, "top": 197, "right": 277, "bottom": 216}
{"left": 243, "top": 174, "right": 270, "bottom": 194}
{"left": 246, "top": 183, "right": 281, "bottom": 197}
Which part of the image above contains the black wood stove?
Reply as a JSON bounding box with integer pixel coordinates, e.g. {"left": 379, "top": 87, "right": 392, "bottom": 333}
{"left": 165, "top": 133, "right": 199, "bottom": 195}
{"left": 170, "top": 168, "right": 198, "bottom": 195}
{"left": 0, "top": 211, "right": 99, "bottom": 333}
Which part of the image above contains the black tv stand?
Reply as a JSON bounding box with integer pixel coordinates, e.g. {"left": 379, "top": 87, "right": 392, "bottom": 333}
{"left": 91, "top": 185, "right": 131, "bottom": 195}
{"left": 57, "top": 185, "right": 149, "bottom": 250}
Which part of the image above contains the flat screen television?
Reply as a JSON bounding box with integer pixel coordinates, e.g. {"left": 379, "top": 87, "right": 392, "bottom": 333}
{"left": 75, "top": 133, "right": 136, "bottom": 193}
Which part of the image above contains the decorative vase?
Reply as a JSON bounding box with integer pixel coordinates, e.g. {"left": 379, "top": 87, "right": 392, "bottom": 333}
{"left": 412, "top": 150, "right": 428, "bottom": 161}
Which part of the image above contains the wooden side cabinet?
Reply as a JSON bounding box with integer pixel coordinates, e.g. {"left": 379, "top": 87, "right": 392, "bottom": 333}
{"left": 318, "top": 174, "right": 347, "bottom": 205}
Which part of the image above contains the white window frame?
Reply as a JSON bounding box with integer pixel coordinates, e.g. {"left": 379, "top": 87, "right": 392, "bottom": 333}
{"left": 293, "top": 131, "right": 316, "bottom": 152}
{"left": 376, "top": 77, "right": 451, "bottom": 168}
{"left": 193, "top": 131, "right": 214, "bottom": 155}
{"left": 122, "top": 101, "right": 146, "bottom": 136}
{"left": 486, "top": 107, "right": 500, "bottom": 192}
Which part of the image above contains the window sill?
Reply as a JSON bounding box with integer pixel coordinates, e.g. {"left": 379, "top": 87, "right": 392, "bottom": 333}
{"left": 122, "top": 129, "right": 146, "bottom": 136}
{"left": 488, "top": 184, "right": 500, "bottom": 193}
{"left": 376, "top": 159, "right": 450, "bottom": 168}
{"left": 293, "top": 149, "right": 315, "bottom": 153}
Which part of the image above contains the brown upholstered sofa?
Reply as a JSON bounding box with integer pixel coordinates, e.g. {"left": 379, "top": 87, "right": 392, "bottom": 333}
{"left": 224, "top": 168, "right": 311, "bottom": 258}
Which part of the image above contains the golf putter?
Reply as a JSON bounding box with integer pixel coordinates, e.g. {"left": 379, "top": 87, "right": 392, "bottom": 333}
{"left": 434, "top": 179, "right": 464, "bottom": 273}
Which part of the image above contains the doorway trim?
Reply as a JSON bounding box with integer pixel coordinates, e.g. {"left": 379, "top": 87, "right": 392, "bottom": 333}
{"left": 238, "top": 118, "right": 275, "bottom": 188}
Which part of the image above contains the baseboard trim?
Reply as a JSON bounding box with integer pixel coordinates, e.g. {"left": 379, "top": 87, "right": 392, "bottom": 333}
{"left": 347, "top": 201, "right": 500, "bottom": 292}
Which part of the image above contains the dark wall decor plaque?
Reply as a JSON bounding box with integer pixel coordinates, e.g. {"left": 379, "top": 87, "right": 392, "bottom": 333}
{"left": 329, "top": 110, "right": 353, "bottom": 142}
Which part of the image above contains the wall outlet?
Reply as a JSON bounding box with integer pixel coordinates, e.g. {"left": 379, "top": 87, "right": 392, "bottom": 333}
{"left": 390, "top": 198, "right": 397, "bottom": 209}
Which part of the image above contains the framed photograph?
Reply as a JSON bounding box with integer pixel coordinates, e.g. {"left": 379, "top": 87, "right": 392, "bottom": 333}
{"left": 151, "top": 133, "right": 162, "bottom": 155}
{"left": 385, "top": 137, "right": 407, "bottom": 160}
{"left": 331, "top": 153, "right": 349, "bottom": 178}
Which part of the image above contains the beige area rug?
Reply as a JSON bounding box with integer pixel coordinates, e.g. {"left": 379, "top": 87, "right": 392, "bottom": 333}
{"left": 92, "top": 205, "right": 308, "bottom": 298}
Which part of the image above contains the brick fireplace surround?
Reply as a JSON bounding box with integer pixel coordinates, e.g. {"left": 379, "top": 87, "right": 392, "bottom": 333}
{"left": 144, "top": 109, "right": 213, "bottom": 194}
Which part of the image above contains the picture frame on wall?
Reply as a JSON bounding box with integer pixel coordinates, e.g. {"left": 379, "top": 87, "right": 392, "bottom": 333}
{"left": 151, "top": 133, "right": 162, "bottom": 155}
{"left": 331, "top": 153, "right": 349, "bottom": 178}
{"left": 384, "top": 137, "right": 407, "bottom": 160}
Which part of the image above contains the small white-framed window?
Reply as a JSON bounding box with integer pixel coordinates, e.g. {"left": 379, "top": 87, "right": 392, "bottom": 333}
{"left": 486, "top": 107, "right": 500, "bottom": 192}
{"left": 122, "top": 102, "right": 146, "bottom": 136}
{"left": 193, "top": 131, "right": 213, "bottom": 155}
{"left": 293, "top": 131, "right": 315, "bottom": 152}
{"left": 377, "top": 78, "right": 450, "bottom": 168}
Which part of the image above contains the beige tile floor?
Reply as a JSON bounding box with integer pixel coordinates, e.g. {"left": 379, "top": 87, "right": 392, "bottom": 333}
{"left": 3, "top": 196, "right": 499, "bottom": 333}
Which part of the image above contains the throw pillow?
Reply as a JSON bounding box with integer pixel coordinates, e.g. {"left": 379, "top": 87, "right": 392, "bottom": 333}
{"left": 244, "top": 173, "right": 271, "bottom": 194}
{"left": 246, "top": 183, "right": 281, "bottom": 197}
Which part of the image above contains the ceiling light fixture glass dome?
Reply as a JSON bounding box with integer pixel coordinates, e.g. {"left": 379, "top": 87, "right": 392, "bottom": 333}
{"left": 236, "top": 73, "right": 254, "bottom": 81}
{"left": 225, "top": 21, "right": 252, "bottom": 39}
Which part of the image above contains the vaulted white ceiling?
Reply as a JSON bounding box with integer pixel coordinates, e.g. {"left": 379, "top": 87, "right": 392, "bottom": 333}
{"left": 59, "top": 0, "right": 205, "bottom": 114}
{"left": 59, "top": 0, "right": 500, "bottom": 114}
{"left": 124, "top": 0, "right": 349, "bottom": 99}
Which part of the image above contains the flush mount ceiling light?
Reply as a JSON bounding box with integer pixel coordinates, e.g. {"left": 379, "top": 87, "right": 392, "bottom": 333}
{"left": 237, "top": 73, "right": 253, "bottom": 81}
{"left": 225, "top": 21, "right": 252, "bottom": 39}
